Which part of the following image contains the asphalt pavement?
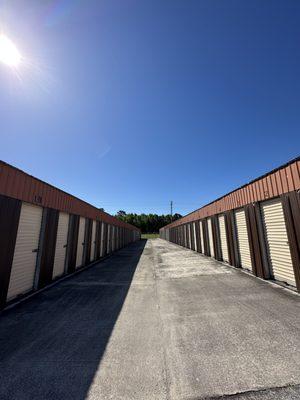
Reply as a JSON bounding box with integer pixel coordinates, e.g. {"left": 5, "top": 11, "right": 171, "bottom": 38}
{"left": 0, "top": 238, "right": 299, "bottom": 400}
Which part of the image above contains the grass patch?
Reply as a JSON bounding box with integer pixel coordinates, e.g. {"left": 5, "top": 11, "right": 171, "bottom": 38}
{"left": 141, "top": 233, "right": 159, "bottom": 239}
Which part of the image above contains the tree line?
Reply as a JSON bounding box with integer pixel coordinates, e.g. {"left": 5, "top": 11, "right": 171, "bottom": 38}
{"left": 115, "top": 211, "right": 182, "bottom": 234}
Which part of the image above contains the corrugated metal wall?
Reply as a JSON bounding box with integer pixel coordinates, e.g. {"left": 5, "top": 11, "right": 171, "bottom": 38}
{"left": 160, "top": 158, "right": 300, "bottom": 292}
{"left": 0, "top": 161, "right": 139, "bottom": 231}
{"left": 162, "top": 158, "right": 300, "bottom": 226}
{"left": 0, "top": 162, "right": 141, "bottom": 309}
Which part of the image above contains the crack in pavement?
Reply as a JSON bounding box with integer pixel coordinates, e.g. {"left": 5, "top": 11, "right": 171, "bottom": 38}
{"left": 188, "top": 383, "right": 300, "bottom": 400}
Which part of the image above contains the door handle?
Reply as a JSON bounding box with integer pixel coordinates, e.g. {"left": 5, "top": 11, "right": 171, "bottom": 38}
{"left": 63, "top": 244, "right": 67, "bottom": 248}
{"left": 32, "top": 248, "right": 39, "bottom": 253}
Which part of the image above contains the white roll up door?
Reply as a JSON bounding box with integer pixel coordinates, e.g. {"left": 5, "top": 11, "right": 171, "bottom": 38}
{"left": 207, "top": 218, "right": 215, "bottom": 257}
{"left": 76, "top": 217, "right": 85, "bottom": 268}
{"left": 235, "top": 209, "right": 252, "bottom": 271}
{"left": 218, "top": 215, "right": 229, "bottom": 263}
{"left": 52, "top": 212, "right": 69, "bottom": 279}
{"left": 90, "top": 220, "right": 96, "bottom": 261}
{"left": 199, "top": 221, "right": 204, "bottom": 253}
{"left": 261, "top": 199, "right": 295, "bottom": 286}
{"left": 193, "top": 222, "right": 198, "bottom": 251}
{"left": 7, "top": 203, "right": 43, "bottom": 300}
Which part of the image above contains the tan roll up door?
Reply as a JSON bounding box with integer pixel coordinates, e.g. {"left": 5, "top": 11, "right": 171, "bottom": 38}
{"left": 207, "top": 218, "right": 215, "bottom": 257}
{"left": 52, "top": 212, "right": 69, "bottom": 279}
{"left": 76, "top": 217, "right": 85, "bottom": 268}
{"left": 235, "top": 209, "right": 252, "bottom": 271}
{"left": 261, "top": 199, "right": 295, "bottom": 286}
{"left": 90, "top": 220, "right": 96, "bottom": 261}
{"left": 193, "top": 222, "right": 198, "bottom": 252}
{"left": 199, "top": 221, "right": 204, "bottom": 253}
{"left": 218, "top": 215, "right": 229, "bottom": 263}
{"left": 7, "top": 203, "right": 43, "bottom": 300}
{"left": 187, "top": 224, "right": 191, "bottom": 248}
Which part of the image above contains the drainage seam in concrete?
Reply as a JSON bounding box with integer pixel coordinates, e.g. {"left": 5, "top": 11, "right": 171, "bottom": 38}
{"left": 150, "top": 239, "right": 172, "bottom": 400}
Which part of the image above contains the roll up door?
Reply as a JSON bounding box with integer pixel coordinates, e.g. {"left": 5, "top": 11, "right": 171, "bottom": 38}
{"left": 261, "top": 199, "right": 295, "bottom": 286}
{"left": 7, "top": 203, "right": 43, "bottom": 300}
{"left": 52, "top": 212, "right": 69, "bottom": 279}
{"left": 199, "top": 221, "right": 204, "bottom": 253}
{"left": 193, "top": 222, "right": 198, "bottom": 252}
{"left": 218, "top": 215, "right": 229, "bottom": 263}
{"left": 207, "top": 218, "right": 215, "bottom": 257}
{"left": 184, "top": 225, "right": 187, "bottom": 247}
{"left": 235, "top": 209, "right": 252, "bottom": 271}
{"left": 90, "top": 220, "right": 96, "bottom": 262}
{"left": 76, "top": 217, "right": 85, "bottom": 268}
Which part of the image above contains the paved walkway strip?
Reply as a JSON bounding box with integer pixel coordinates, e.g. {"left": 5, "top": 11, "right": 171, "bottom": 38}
{"left": 0, "top": 239, "right": 299, "bottom": 399}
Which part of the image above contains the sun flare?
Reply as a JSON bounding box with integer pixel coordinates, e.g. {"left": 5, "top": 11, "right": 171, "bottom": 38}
{"left": 0, "top": 34, "right": 21, "bottom": 67}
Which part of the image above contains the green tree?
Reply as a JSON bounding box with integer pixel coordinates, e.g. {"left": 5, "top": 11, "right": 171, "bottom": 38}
{"left": 115, "top": 211, "right": 182, "bottom": 234}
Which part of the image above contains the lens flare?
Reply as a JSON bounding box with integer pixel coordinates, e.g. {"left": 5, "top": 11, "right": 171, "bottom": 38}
{"left": 0, "top": 34, "right": 21, "bottom": 67}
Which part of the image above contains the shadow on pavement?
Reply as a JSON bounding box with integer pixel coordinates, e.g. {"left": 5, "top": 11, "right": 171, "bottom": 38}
{"left": 0, "top": 240, "right": 147, "bottom": 400}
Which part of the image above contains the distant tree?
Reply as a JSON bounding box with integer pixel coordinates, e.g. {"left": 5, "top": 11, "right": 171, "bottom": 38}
{"left": 117, "top": 210, "right": 127, "bottom": 217}
{"left": 99, "top": 208, "right": 105, "bottom": 212}
{"left": 115, "top": 212, "right": 182, "bottom": 234}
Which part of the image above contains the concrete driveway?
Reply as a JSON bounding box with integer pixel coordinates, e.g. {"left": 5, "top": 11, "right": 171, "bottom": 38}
{"left": 0, "top": 238, "right": 300, "bottom": 399}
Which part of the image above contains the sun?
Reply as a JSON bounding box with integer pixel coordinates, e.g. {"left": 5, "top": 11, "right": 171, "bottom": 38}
{"left": 0, "top": 34, "right": 21, "bottom": 67}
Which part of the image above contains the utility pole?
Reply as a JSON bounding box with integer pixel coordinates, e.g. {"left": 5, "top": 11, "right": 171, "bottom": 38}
{"left": 170, "top": 200, "right": 173, "bottom": 221}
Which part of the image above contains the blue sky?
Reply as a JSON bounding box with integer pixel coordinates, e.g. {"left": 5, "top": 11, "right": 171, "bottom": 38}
{"left": 0, "top": 0, "right": 299, "bottom": 216}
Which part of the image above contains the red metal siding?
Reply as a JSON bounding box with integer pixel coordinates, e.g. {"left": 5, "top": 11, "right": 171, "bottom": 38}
{"left": 0, "top": 161, "right": 139, "bottom": 232}
{"left": 163, "top": 158, "right": 300, "bottom": 230}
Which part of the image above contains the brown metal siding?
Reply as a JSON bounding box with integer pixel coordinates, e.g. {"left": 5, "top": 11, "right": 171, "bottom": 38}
{"left": 281, "top": 192, "right": 300, "bottom": 290}
{"left": 225, "top": 211, "right": 239, "bottom": 267}
{"left": 83, "top": 219, "right": 93, "bottom": 266}
{"left": 190, "top": 224, "right": 195, "bottom": 250}
{"left": 202, "top": 219, "right": 210, "bottom": 256}
{"left": 102, "top": 223, "right": 108, "bottom": 256}
{"left": 244, "top": 204, "right": 266, "bottom": 278}
{"left": 95, "top": 221, "right": 101, "bottom": 260}
{"left": 66, "top": 215, "right": 79, "bottom": 273}
{"left": 195, "top": 221, "right": 201, "bottom": 253}
{"left": 212, "top": 216, "right": 222, "bottom": 261}
{"left": 0, "top": 161, "right": 139, "bottom": 233}
{"left": 37, "top": 208, "right": 59, "bottom": 289}
{"left": 0, "top": 195, "right": 22, "bottom": 309}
